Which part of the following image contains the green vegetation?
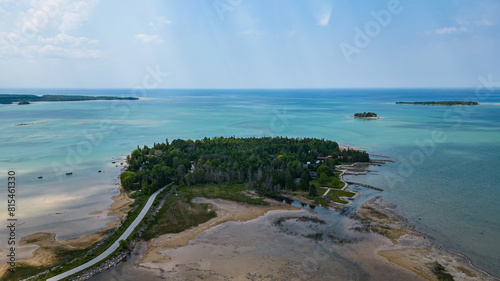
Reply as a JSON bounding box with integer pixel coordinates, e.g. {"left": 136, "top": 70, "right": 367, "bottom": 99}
{"left": 311, "top": 175, "right": 344, "bottom": 189}
{"left": 309, "top": 184, "right": 318, "bottom": 197}
{"left": 181, "top": 184, "right": 268, "bottom": 205}
{"left": 122, "top": 137, "right": 369, "bottom": 195}
{"left": 144, "top": 184, "right": 265, "bottom": 240}
{"left": 431, "top": 261, "right": 455, "bottom": 281}
{"left": 327, "top": 189, "right": 355, "bottom": 204}
{"left": 0, "top": 94, "right": 138, "bottom": 104}
{"left": 353, "top": 112, "right": 378, "bottom": 118}
{"left": 2, "top": 242, "right": 94, "bottom": 281}
{"left": 144, "top": 195, "right": 216, "bottom": 239}
{"left": 37, "top": 193, "right": 155, "bottom": 280}
{"left": 328, "top": 189, "right": 355, "bottom": 198}
{"left": 2, "top": 264, "right": 50, "bottom": 281}
{"left": 396, "top": 101, "right": 478, "bottom": 106}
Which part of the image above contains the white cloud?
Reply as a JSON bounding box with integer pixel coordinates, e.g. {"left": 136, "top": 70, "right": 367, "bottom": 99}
{"left": 0, "top": 42, "right": 103, "bottom": 59}
{"left": 37, "top": 33, "right": 98, "bottom": 47}
{"left": 135, "top": 33, "right": 163, "bottom": 43}
{"left": 435, "top": 26, "right": 467, "bottom": 34}
{"left": 317, "top": 9, "right": 332, "bottom": 26}
{"left": 475, "top": 18, "right": 494, "bottom": 26}
{"left": 60, "top": 0, "right": 99, "bottom": 32}
{"left": 14, "top": 0, "right": 99, "bottom": 34}
{"left": 156, "top": 16, "right": 171, "bottom": 25}
{"left": 0, "top": 0, "right": 102, "bottom": 59}
{"left": 149, "top": 16, "right": 172, "bottom": 27}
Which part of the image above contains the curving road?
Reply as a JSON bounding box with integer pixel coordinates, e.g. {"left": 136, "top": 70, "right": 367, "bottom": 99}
{"left": 47, "top": 184, "right": 171, "bottom": 281}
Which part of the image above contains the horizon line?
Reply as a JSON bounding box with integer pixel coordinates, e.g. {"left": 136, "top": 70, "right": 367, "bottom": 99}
{"left": 0, "top": 87, "right": 483, "bottom": 91}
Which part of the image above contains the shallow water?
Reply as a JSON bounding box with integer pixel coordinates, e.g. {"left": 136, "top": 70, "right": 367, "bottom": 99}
{"left": 0, "top": 88, "right": 499, "bottom": 276}
{"left": 90, "top": 208, "right": 424, "bottom": 281}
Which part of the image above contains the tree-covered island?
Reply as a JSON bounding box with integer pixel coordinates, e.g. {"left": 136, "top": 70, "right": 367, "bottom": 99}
{"left": 0, "top": 94, "right": 138, "bottom": 104}
{"left": 396, "top": 101, "right": 479, "bottom": 106}
{"left": 121, "top": 137, "right": 369, "bottom": 204}
{"left": 352, "top": 112, "right": 378, "bottom": 119}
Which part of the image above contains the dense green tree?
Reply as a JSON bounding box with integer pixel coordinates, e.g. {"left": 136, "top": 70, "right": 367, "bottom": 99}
{"left": 309, "top": 184, "right": 318, "bottom": 197}
{"left": 317, "top": 163, "right": 331, "bottom": 178}
{"left": 318, "top": 173, "right": 329, "bottom": 185}
{"left": 121, "top": 137, "right": 369, "bottom": 194}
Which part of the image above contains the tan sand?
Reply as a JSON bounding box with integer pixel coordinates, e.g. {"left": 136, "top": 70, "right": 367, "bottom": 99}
{"left": 379, "top": 248, "right": 493, "bottom": 281}
{"left": 358, "top": 197, "right": 495, "bottom": 281}
{"left": 140, "top": 197, "right": 300, "bottom": 265}
{"left": 0, "top": 183, "right": 133, "bottom": 280}
{"left": 105, "top": 185, "right": 134, "bottom": 229}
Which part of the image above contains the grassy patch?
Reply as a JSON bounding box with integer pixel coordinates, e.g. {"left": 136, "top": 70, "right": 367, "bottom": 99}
{"left": 144, "top": 198, "right": 216, "bottom": 240}
{"left": 330, "top": 196, "right": 348, "bottom": 204}
{"left": 329, "top": 189, "right": 355, "bottom": 197}
{"left": 2, "top": 264, "right": 51, "bottom": 281}
{"left": 144, "top": 184, "right": 267, "bottom": 240}
{"left": 183, "top": 184, "right": 268, "bottom": 206}
{"left": 431, "top": 261, "right": 455, "bottom": 281}
{"left": 1, "top": 246, "right": 90, "bottom": 281}
{"left": 325, "top": 189, "right": 354, "bottom": 204}
{"left": 311, "top": 177, "right": 344, "bottom": 189}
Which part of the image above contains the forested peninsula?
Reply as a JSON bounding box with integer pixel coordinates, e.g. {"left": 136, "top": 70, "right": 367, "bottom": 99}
{"left": 0, "top": 94, "right": 138, "bottom": 104}
{"left": 396, "top": 101, "right": 478, "bottom": 106}
{"left": 121, "top": 137, "right": 370, "bottom": 195}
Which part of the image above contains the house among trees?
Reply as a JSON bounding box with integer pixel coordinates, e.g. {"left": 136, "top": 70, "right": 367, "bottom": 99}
{"left": 317, "top": 156, "right": 332, "bottom": 161}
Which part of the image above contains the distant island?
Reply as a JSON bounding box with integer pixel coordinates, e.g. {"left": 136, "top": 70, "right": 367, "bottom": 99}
{"left": 396, "top": 101, "right": 479, "bottom": 106}
{"left": 0, "top": 94, "right": 139, "bottom": 105}
{"left": 352, "top": 112, "right": 379, "bottom": 119}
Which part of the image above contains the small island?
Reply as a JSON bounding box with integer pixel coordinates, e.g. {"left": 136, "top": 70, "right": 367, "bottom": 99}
{"left": 0, "top": 94, "right": 139, "bottom": 105}
{"left": 396, "top": 101, "right": 479, "bottom": 106}
{"left": 352, "top": 112, "right": 379, "bottom": 119}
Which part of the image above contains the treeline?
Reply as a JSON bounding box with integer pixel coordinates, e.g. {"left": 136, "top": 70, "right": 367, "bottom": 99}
{"left": 354, "top": 112, "right": 378, "bottom": 118}
{"left": 121, "top": 137, "right": 370, "bottom": 195}
{"left": 396, "top": 101, "right": 479, "bottom": 106}
{"left": 0, "top": 94, "right": 138, "bottom": 104}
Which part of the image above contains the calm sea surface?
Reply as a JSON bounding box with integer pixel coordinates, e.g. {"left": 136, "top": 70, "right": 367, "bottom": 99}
{"left": 0, "top": 88, "right": 499, "bottom": 276}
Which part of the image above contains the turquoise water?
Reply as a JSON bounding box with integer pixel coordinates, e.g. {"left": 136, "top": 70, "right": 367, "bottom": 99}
{"left": 0, "top": 88, "right": 499, "bottom": 276}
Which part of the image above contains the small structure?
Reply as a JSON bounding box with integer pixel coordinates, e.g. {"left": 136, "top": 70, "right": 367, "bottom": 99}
{"left": 317, "top": 156, "right": 332, "bottom": 161}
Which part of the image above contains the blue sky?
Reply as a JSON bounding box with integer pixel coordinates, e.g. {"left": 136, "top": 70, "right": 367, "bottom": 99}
{"left": 0, "top": 0, "right": 499, "bottom": 88}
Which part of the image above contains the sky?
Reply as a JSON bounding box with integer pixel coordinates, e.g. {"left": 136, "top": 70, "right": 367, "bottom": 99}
{"left": 0, "top": 0, "right": 499, "bottom": 89}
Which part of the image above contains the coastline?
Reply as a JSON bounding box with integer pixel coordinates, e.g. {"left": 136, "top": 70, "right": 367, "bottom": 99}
{"left": 130, "top": 155, "right": 499, "bottom": 281}
{"left": 2, "top": 154, "right": 497, "bottom": 280}
{"left": 139, "top": 197, "right": 300, "bottom": 266}
{"left": 350, "top": 116, "right": 380, "bottom": 119}
{"left": 0, "top": 156, "right": 133, "bottom": 280}
{"left": 132, "top": 193, "right": 497, "bottom": 281}
{"left": 358, "top": 197, "right": 497, "bottom": 281}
